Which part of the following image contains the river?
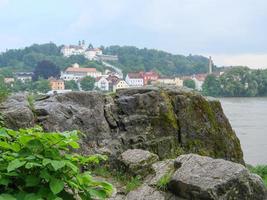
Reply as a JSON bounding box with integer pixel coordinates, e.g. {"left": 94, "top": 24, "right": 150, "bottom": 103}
{"left": 219, "top": 97, "right": 267, "bottom": 165}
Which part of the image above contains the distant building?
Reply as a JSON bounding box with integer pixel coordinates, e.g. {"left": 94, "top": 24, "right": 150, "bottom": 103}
{"left": 49, "top": 78, "right": 65, "bottom": 90}
{"left": 95, "top": 76, "right": 109, "bottom": 91}
{"left": 61, "top": 63, "right": 101, "bottom": 82}
{"left": 140, "top": 71, "right": 159, "bottom": 85}
{"left": 61, "top": 41, "right": 117, "bottom": 61}
{"left": 113, "top": 79, "right": 129, "bottom": 92}
{"left": 192, "top": 74, "right": 207, "bottom": 91}
{"left": 4, "top": 78, "right": 15, "bottom": 84}
{"left": 106, "top": 75, "right": 120, "bottom": 91}
{"left": 125, "top": 73, "right": 144, "bottom": 87}
{"left": 14, "top": 72, "right": 33, "bottom": 83}
{"left": 153, "top": 77, "right": 183, "bottom": 87}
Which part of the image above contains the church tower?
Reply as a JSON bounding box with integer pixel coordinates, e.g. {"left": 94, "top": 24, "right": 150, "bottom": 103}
{"left": 208, "top": 56, "right": 213, "bottom": 74}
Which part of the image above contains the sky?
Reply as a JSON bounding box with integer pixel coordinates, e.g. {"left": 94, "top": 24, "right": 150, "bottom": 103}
{"left": 0, "top": 0, "right": 267, "bottom": 68}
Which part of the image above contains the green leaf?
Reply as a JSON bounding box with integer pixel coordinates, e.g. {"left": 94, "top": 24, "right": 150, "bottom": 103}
{"left": 68, "top": 141, "right": 80, "bottom": 149}
{"left": 23, "top": 193, "right": 42, "bottom": 200}
{"left": 0, "top": 194, "right": 16, "bottom": 200}
{"left": 7, "top": 159, "right": 26, "bottom": 172}
{"left": 25, "top": 162, "right": 42, "bottom": 169}
{"left": 50, "top": 160, "right": 65, "bottom": 171}
{"left": 40, "top": 170, "right": 51, "bottom": 181}
{"left": 49, "top": 178, "right": 64, "bottom": 194}
{"left": 25, "top": 175, "right": 40, "bottom": 187}
{"left": 0, "top": 178, "right": 10, "bottom": 186}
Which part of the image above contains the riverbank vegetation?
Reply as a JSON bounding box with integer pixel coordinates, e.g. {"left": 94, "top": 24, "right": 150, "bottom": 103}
{"left": 249, "top": 165, "right": 267, "bottom": 186}
{"left": 203, "top": 67, "right": 267, "bottom": 97}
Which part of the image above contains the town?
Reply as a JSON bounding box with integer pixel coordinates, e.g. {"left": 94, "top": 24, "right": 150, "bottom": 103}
{"left": 2, "top": 41, "right": 219, "bottom": 95}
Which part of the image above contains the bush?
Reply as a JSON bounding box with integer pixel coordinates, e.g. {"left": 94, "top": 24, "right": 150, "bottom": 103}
{"left": 0, "top": 126, "right": 113, "bottom": 199}
{"left": 249, "top": 165, "right": 267, "bottom": 186}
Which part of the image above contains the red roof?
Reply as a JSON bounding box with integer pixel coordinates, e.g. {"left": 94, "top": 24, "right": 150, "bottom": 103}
{"left": 127, "top": 73, "right": 143, "bottom": 79}
{"left": 65, "top": 67, "right": 97, "bottom": 73}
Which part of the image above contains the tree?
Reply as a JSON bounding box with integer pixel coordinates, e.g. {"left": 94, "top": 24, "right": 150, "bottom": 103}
{"left": 34, "top": 78, "right": 50, "bottom": 93}
{"left": 183, "top": 79, "right": 196, "bottom": 89}
{"left": 65, "top": 80, "right": 79, "bottom": 91}
{"left": 33, "top": 60, "right": 60, "bottom": 81}
{"left": 0, "top": 76, "right": 9, "bottom": 102}
{"left": 80, "top": 76, "right": 95, "bottom": 91}
{"left": 202, "top": 75, "right": 221, "bottom": 97}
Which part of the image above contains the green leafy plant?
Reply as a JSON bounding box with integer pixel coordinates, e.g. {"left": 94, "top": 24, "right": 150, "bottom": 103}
{"left": 0, "top": 126, "right": 113, "bottom": 199}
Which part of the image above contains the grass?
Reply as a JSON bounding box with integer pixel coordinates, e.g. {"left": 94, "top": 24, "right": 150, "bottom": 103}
{"left": 91, "top": 165, "right": 142, "bottom": 193}
{"left": 248, "top": 165, "right": 267, "bottom": 187}
{"left": 156, "top": 169, "right": 175, "bottom": 191}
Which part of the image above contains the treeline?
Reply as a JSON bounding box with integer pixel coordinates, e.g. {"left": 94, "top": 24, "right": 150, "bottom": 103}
{"left": 203, "top": 67, "right": 267, "bottom": 97}
{"left": 0, "top": 43, "right": 105, "bottom": 73}
{"left": 103, "top": 45, "right": 216, "bottom": 75}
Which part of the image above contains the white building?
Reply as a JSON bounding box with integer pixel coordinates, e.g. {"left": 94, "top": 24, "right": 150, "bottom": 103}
{"left": 95, "top": 76, "right": 109, "bottom": 91}
{"left": 125, "top": 73, "right": 144, "bottom": 87}
{"left": 14, "top": 72, "right": 33, "bottom": 83}
{"left": 61, "top": 63, "right": 102, "bottom": 82}
{"left": 113, "top": 79, "right": 129, "bottom": 92}
{"left": 154, "top": 77, "right": 183, "bottom": 87}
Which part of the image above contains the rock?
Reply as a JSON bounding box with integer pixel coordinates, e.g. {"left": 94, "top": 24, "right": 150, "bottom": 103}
{"left": 120, "top": 149, "right": 159, "bottom": 176}
{"left": 147, "top": 159, "right": 175, "bottom": 186}
{"left": 0, "top": 93, "right": 35, "bottom": 128}
{"left": 126, "top": 184, "right": 165, "bottom": 200}
{"left": 168, "top": 154, "right": 267, "bottom": 200}
{"left": 1, "top": 87, "right": 244, "bottom": 164}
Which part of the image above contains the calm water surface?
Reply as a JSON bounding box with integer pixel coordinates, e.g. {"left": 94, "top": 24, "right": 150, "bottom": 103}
{"left": 219, "top": 98, "right": 267, "bottom": 165}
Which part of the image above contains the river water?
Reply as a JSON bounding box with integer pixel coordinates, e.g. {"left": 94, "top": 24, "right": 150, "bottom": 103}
{"left": 219, "top": 98, "right": 267, "bottom": 165}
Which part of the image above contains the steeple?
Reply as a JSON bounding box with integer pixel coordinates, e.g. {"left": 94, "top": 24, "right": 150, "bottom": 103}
{"left": 208, "top": 56, "right": 213, "bottom": 74}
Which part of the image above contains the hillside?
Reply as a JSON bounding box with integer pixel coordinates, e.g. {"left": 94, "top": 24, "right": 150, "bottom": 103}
{"left": 0, "top": 43, "right": 215, "bottom": 76}
{"left": 103, "top": 45, "right": 215, "bottom": 75}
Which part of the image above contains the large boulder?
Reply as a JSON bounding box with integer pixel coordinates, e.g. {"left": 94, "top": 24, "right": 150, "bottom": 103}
{"left": 168, "top": 154, "right": 266, "bottom": 200}
{"left": 1, "top": 87, "right": 244, "bottom": 164}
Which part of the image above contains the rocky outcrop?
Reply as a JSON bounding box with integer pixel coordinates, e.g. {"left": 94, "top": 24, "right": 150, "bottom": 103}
{"left": 0, "top": 87, "right": 244, "bottom": 164}
{"left": 169, "top": 154, "right": 266, "bottom": 200}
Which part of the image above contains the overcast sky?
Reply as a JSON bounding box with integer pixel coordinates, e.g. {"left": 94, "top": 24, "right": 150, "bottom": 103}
{"left": 0, "top": 0, "right": 267, "bottom": 68}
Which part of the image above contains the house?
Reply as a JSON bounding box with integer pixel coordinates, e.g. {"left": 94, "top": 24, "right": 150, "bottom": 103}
{"left": 84, "top": 48, "right": 103, "bottom": 60}
{"left": 153, "top": 77, "right": 183, "bottom": 87}
{"left": 14, "top": 72, "right": 33, "bottom": 83}
{"left": 125, "top": 73, "right": 144, "bottom": 87}
{"left": 49, "top": 78, "right": 65, "bottom": 90}
{"left": 140, "top": 71, "right": 159, "bottom": 85}
{"left": 61, "top": 63, "right": 102, "bottom": 82}
{"left": 113, "top": 79, "right": 129, "bottom": 92}
{"left": 95, "top": 76, "right": 109, "bottom": 91}
{"left": 4, "top": 78, "right": 15, "bottom": 84}
{"left": 192, "top": 74, "right": 207, "bottom": 91}
{"left": 106, "top": 75, "right": 120, "bottom": 91}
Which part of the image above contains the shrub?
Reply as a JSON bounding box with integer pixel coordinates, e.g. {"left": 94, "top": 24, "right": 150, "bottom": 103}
{"left": 249, "top": 165, "right": 267, "bottom": 186}
{"left": 0, "top": 126, "right": 113, "bottom": 199}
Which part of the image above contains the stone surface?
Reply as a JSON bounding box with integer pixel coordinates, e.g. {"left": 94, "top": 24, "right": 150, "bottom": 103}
{"left": 147, "top": 159, "right": 175, "bottom": 186}
{"left": 126, "top": 184, "right": 165, "bottom": 200}
{"left": 1, "top": 87, "right": 244, "bottom": 164}
{"left": 168, "top": 154, "right": 267, "bottom": 200}
{"left": 120, "top": 149, "right": 159, "bottom": 176}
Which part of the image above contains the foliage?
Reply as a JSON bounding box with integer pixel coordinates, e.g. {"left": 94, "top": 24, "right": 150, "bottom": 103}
{"left": 33, "top": 60, "right": 60, "bottom": 81}
{"left": 103, "top": 46, "right": 215, "bottom": 75}
{"left": 91, "top": 165, "right": 142, "bottom": 193}
{"left": 183, "top": 79, "right": 196, "bottom": 89}
{"left": 0, "top": 126, "right": 113, "bottom": 199}
{"left": 65, "top": 80, "right": 79, "bottom": 91}
{"left": 156, "top": 171, "right": 173, "bottom": 191}
{"left": 203, "top": 67, "right": 267, "bottom": 97}
{"left": 248, "top": 165, "right": 267, "bottom": 186}
{"left": 202, "top": 74, "right": 221, "bottom": 97}
{"left": 34, "top": 78, "right": 50, "bottom": 93}
{"left": 0, "top": 76, "right": 9, "bottom": 102}
{"left": 80, "top": 76, "right": 95, "bottom": 91}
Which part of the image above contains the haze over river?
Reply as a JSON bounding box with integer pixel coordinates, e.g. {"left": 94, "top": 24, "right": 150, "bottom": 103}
{"left": 219, "top": 98, "right": 267, "bottom": 165}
